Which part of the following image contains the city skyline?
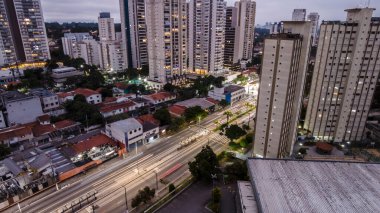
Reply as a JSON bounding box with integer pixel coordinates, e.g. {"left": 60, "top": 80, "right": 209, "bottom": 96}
{"left": 40, "top": 0, "right": 380, "bottom": 24}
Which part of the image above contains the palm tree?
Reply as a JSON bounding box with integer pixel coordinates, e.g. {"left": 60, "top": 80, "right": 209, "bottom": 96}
{"left": 224, "top": 110, "right": 233, "bottom": 126}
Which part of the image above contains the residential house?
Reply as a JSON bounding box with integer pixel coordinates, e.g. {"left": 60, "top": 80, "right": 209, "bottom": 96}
{"left": 0, "top": 125, "right": 34, "bottom": 148}
{"left": 99, "top": 100, "right": 136, "bottom": 118}
{"left": 57, "top": 88, "right": 102, "bottom": 104}
{"left": 168, "top": 105, "right": 187, "bottom": 117}
{"left": 29, "top": 88, "right": 61, "bottom": 114}
{"left": 142, "top": 92, "right": 176, "bottom": 105}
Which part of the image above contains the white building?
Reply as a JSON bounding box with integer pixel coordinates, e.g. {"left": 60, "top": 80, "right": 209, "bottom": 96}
{"left": 0, "top": 91, "right": 44, "bottom": 126}
{"left": 62, "top": 33, "right": 94, "bottom": 57}
{"left": 145, "top": 0, "right": 188, "bottom": 83}
{"left": 208, "top": 84, "right": 245, "bottom": 105}
{"left": 233, "top": 0, "right": 256, "bottom": 63}
{"left": 307, "top": 12, "right": 320, "bottom": 46}
{"left": 57, "top": 88, "right": 102, "bottom": 105}
{"left": 0, "top": 0, "right": 50, "bottom": 66}
{"left": 51, "top": 67, "right": 84, "bottom": 86}
{"left": 292, "top": 9, "right": 306, "bottom": 21}
{"left": 304, "top": 8, "right": 380, "bottom": 143}
{"left": 29, "top": 88, "right": 60, "bottom": 112}
{"left": 98, "top": 12, "right": 116, "bottom": 41}
{"left": 189, "top": 0, "right": 226, "bottom": 75}
{"left": 105, "top": 118, "right": 159, "bottom": 150}
{"left": 119, "top": 0, "right": 148, "bottom": 69}
{"left": 253, "top": 21, "right": 312, "bottom": 158}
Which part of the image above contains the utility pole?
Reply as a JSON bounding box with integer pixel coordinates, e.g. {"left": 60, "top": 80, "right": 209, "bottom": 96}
{"left": 124, "top": 187, "right": 129, "bottom": 213}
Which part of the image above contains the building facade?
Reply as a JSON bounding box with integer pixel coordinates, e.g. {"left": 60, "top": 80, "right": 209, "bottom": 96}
{"left": 304, "top": 8, "right": 380, "bottom": 143}
{"left": 146, "top": 0, "right": 188, "bottom": 83}
{"left": 224, "top": 6, "right": 237, "bottom": 66}
{"left": 120, "top": 0, "right": 148, "bottom": 69}
{"left": 0, "top": 0, "right": 50, "bottom": 65}
{"left": 307, "top": 12, "right": 320, "bottom": 46}
{"left": 189, "top": 0, "right": 226, "bottom": 75}
{"left": 233, "top": 0, "right": 256, "bottom": 63}
{"left": 98, "top": 12, "right": 116, "bottom": 41}
{"left": 292, "top": 9, "right": 306, "bottom": 21}
{"left": 254, "top": 22, "right": 312, "bottom": 158}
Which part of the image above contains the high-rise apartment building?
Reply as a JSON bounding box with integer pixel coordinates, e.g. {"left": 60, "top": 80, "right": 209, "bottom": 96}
{"left": 98, "top": 12, "right": 116, "bottom": 41}
{"left": 307, "top": 12, "right": 320, "bottom": 46}
{"left": 304, "top": 8, "right": 380, "bottom": 143}
{"left": 119, "top": 0, "right": 148, "bottom": 69}
{"left": 145, "top": 0, "right": 187, "bottom": 83}
{"left": 0, "top": 0, "right": 49, "bottom": 65}
{"left": 189, "top": 0, "right": 226, "bottom": 75}
{"left": 292, "top": 9, "right": 306, "bottom": 21}
{"left": 254, "top": 21, "right": 312, "bottom": 158}
{"left": 233, "top": 0, "right": 256, "bottom": 63}
{"left": 224, "top": 6, "right": 237, "bottom": 66}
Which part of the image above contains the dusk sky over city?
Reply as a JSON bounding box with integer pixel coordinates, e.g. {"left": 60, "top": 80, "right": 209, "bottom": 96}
{"left": 41, "top": 0, "right": 380, "bottom": 24}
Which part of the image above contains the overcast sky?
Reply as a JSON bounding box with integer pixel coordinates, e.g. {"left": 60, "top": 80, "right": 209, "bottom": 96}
{"left": 41, "top": 0, "right": 380, "bottom": 25}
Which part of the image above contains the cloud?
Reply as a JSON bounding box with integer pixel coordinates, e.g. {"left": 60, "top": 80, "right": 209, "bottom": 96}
{"left": 40, "top": 0, "right": 380, "bottom": 24}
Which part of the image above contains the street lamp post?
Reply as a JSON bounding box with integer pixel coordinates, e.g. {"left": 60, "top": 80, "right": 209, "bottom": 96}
{"left": 123, "top": 186, "right": 129, "bottom": 213}
{"left": 153, "top": 170, "right": 159, "bottom": 190}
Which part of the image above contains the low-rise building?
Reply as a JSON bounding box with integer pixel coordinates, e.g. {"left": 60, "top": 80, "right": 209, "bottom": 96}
{"left": 105, "top": 118, "right": 159, "bottom": 151}
{"left": 208, "top": 85, "right": 245, "bottom": 105}
{"left": 142, "top": 92, "right": 176, "bottom": 105}
{"left": 0, "top": 125, "right": 34, "bottom": 148}
{"left": 99, "top": 100, "right": 136, "bottom": 118}
{"left": 62, "top": 134, "right": 118, "bottom": 163}
{"left": 168, "top": 105, "right": 187, "bottom": 117}
{"left": 176, "top": 98, "right": 217, "bottom": 111}
{"left": 51, "top": 67, "right": 84, "bottom": 86}
{"left": 242, "top": 158, "right": 380, "bottom": 213}
{"left": 0, "top": 91, "right": 44, "bottom": 125}
{"left": 57, "top": 88, "right": 102, "bottom": 104}
{"left": 29, "top": 88, "right": 60, "bottom": 112}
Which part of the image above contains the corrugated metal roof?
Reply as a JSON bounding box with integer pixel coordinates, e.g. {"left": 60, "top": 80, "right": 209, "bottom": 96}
{"left": 248, "top": 159, "right": 380, "bottom": 213}
{"left": 3, "top": 158, "right": 22, "bottom": 176}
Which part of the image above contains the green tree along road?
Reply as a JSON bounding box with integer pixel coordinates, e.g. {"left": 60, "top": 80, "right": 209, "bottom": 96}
{"left": 131, "top": 186, "right": 156, "bottom": 208}
{"left": 184, "top": 106, "right": 208, "bottom": 123}
{"left": 188, "top": 146, "right": 219, "bottom": 183}
{"left": 225, "top": 125, "right": 246, "bottom": 142}
{"left": 153, "top": 108, "right": 172, "bottom": 126}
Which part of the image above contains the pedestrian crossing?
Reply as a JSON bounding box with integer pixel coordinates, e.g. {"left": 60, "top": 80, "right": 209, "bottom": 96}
{"left": 208, "top": 132, "right": 229, "bottom": 145}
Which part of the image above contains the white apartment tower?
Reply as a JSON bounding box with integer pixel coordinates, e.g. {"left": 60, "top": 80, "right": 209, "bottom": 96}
{"left": 189, "top": 0, "right": 226, "bottom": 75}
{"left": 304, "top": 8, "right": 380, "bottom": 143}
{"left": 98, "top": 12, "right": 116, "bottom": 41}
{"left": 145, "top": 0, "right": 188, "bottom": 83}
{"left": 254, "top": 21, "right": 312, "bottom": 158}
{"left": 292, "top": 9, "right": 306, "bottom": 21}
{"left": 233, "top": 0, "right": 256, "bottom": 63}
{"left": 0, "top": 0, "right": 49, "bottom": 65}
{"left": 307, "top": 12, "right": 320, "bottom": 46}
{"left": 119, "top": 0, "right": 148, "bottom": 69}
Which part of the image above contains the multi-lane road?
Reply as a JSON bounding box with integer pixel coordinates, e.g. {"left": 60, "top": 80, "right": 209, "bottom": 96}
{"left": 6, "top": 98, "right": 254, "bottom": 213}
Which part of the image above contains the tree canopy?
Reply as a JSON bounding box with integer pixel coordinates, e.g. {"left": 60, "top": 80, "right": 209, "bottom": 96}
{"left": 188, "top": 146, "right": 219, "bottom": 182}
{"left": 153, "top": 108, "right": 172, "bottom": 126}
{"left": 225, "top": 125, "right": 246, "bottom": 141}
{"left": 0, "top": 144, "right": 11, "bottom": 160}
{"left": 63, "top": 94, "right": 103, "bottom": 126}
{"left": 184, "top": 106, "right": 207, "bottom": 123}
{"left": 131, "top": 186, "right": 156, "bottom": 208}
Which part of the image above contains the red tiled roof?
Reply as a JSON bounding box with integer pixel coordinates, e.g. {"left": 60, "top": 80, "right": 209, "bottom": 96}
{"left": 72, "top": 134, "right": 117, "bottom": 154}
{"left": 54, "top": 120, "right": 77, "bottom": 130}
{"left": 104, "top": 97, "right": 117, "bottom": 103}
{"left": 57, "top": 91, "right": 74, "bottom": 99}
{"left": 32, "top": 124, "right": 55, "bottom": 137}
{"left": 37, "top": 114, "right": 50, "bottom": 122}
{"left": 74, "top": 88, "right": 99, "bottom": 97}
{"left": 0, "top": 126, "right": 33, "bottom": 141}
{"left": 99, "top": 101, "right": 136, "bottom": 113}
{"left": 168, "top": 105, "right": 186, "bottom": 117}
{"left": 147, "top": 92, "right": 175, "bottom": 101}
{"left": 138, "top": 114, "right": 160, "bottom": 126}
{"left": 114, "top": 82, "right": 130, "bottom": 89}
{"left": 206, "top": 97, "right": 219, "bottom": 105}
